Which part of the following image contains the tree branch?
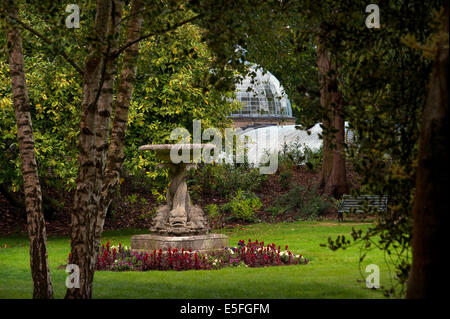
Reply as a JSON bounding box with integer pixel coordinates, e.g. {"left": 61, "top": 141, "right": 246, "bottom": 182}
{"left": 110, "top": 13, "right": 203, "bottom": 59}
{"left": 7, "top": 16, "right": 84, "bottom": 76}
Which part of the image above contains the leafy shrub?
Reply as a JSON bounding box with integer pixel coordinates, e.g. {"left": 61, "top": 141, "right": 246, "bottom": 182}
{"left": 205, "top": 203, "right": 224, "bottom": 229}
{"left": 279, "top": 170, "right": 293, "bottom": 190}
{"left": 303, "top": 146, "right": 323, "bottom": 172}
{"left": 299, "top": 188, "right": 332, "bottom": 219}
{"left": 206, "top": 203, "right": 220, "bottom": 217}
{"left": 222, "top": 190, "right": 262, "bottom": 222}
{"left": 187, "top": 163, "right": 267, "bottom": 198}
{"left": 126, "top": 194, "right": 138, "bottom": 204}
{"left": 268, "top": 185, "right": 304, "bottom": 217}
{"left": 278, "top": 139, "right": 322, "bottom": 172}
{"left": 268, "top": 185, "right": 332, "bottom": 220}
{"left": 279, "top": 139, "right": 306, "bottom": 168}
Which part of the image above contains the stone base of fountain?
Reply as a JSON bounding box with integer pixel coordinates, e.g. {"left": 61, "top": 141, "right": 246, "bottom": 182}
{"left": 130, "top": 233, "right": 229, "bottom": 253}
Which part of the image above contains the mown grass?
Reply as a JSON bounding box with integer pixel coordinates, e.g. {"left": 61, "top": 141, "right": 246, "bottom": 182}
{"left": 0, "top": 220, "right": 394, "bottom": 298}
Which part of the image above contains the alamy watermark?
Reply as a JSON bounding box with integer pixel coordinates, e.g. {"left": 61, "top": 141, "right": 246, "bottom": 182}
{"left": 168, "top": 120, "right": 278, "bottom": 174}
{"left": 365, "top": 264, "right": 380, "bottom": 289}
{"left": 65, "top": 4, "right": 80, "bottom": 29}
{"left": 365, "top": 4, "right": 380, "bottom": 29}
{"left": 65, "top": 3, "right": 380, "bottom": 30}
{"left": 65, "top": 264, "right": 80, "bottom": 288}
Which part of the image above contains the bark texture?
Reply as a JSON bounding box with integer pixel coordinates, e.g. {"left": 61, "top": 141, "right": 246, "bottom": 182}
{"left": 66, "top": 0, "right": 113, "bottom": 299}
{"left": 66, "top": 0, "right": 144, "bottom": 299}
{"left": 325, "top": 89, "right": 349, "bottom": 198}
{"left": 5, "top": 0, "right": 53, "bottom": 299}
{"left": 316, "top": 39, "right": 348, "bottom": 197}
{"left": 407, "top": 5, "right": 448, "bottom": 299}
{"left": 93, "top": 0, "right": 123, "bottom": 252}
{"left": 99, "top": 0, "right": 144, "bottom": 229}
{"left": 316, "top": 42, "right": 334, "bottom": 190}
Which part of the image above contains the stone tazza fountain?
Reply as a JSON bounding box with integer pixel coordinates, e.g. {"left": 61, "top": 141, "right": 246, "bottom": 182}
{"left": 131, "top": 144, "right": 228, "bottom": 252}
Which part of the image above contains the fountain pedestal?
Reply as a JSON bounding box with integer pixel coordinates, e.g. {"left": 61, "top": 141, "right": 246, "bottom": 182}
{"left": 130, "top": 144, "right": 228, "bottom": 252}
{"left": 131, "top": 233, "right": 228, "bottom": 253}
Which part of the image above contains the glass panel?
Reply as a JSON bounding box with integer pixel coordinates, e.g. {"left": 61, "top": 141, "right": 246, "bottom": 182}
{"left": 229, "top": 67, "right": 293, "bottom": 118}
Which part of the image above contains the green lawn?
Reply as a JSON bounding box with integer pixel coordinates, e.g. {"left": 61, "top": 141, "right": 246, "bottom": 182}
{"left": 0, "top": 221, "right": 393, "bottom": 298}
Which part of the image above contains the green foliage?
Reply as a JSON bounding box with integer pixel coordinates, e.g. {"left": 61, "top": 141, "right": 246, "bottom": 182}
{"left": 278, "top": 138, "right": 323, "bottom": 172}
{"left": 126, "top": 194, "right": 138, "bottom": 205}
{"left": 187, "top": 163, "right": 267, "bottom": 199}
{"left": 222, "top": 190, "right": 262, "bottom": 222}
{"left": 120, "top": 22, "right": 237, "bottom": 189}
{"left": 303, "top": 146, "right": 323, "bottom": 172}
{"left": 205, "top": 203, "right": 223, "bottom": 230}
{"left": 300, "top": 188, "right": 333, "bottom": 220}
{"left": 268, "top": 185, "right": 332, "bottom": 220}
{"left": 206, "top": 203, "right": 220, "bottom": 218}
{"left": 0, "top": 7, "right": 235, "bottom": 195}
{"left": 0, "top": 57, "right": 80, "bottom": 191}
{"left": 280, "top": 0, "right": 442, "bottom": 296}
{"left": 230, "top": 0, "right": 444, "bottom": 296}
{"left": 279, "top": 170, "right": 292, "bottom": 190}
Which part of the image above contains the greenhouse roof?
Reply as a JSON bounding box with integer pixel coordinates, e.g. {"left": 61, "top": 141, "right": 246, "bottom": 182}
{"left": 229, "top": 65, "right": 293, "bottom": 119}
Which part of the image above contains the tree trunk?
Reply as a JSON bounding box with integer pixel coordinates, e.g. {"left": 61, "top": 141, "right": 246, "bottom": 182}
{"left": 316, "top": 34, "right": 348, "bottom": 197}
{"left": 325, "top": 90, "right": 349, "bottom": 198}
{"left": 406, "top": 4, "right": 448, "bottom": 299}
{"left": 95, "top": 0, "right": 144, "bottom": 249}
{"left": 92, "top": 0, "right": 123, "bottom": 251}
{"left": 5, "top": 0, "right": 53, "bottom": 299}
{"left": 316, "top": 41, "right": 334, "bottom": 190}
{"left": 66, "top": 0, "right": 112, "bottom": 299}
{"left": 66, "top": 0, "right": 144, "bottom": 299}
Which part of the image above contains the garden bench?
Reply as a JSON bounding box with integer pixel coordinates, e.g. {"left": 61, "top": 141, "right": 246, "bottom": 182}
{"left": 337, "top": 195, "right": 388, "bottom": 221}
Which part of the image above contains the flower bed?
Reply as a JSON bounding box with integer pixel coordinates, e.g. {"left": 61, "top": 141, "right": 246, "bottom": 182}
{"left": 67, "top": 239, "right": 308, "bottom": 272}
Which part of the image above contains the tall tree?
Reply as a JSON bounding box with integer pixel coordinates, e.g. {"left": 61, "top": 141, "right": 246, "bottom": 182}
{"left": 2, "top": 0, "right": 223, "bottom": 298}
{"left": 407, "top": 3, "right": 448, "bottom": 298}
{"left": 238, "top": 1, "right": 350, "bottom": 197}
{"left": 3, "top": 0, "right": 53, "bottom": 299}
{"left": 324, "top": 66, "right": 348, "bottom": 197}
{"left": 323, "top": 1, "right": 443, "bottom": 295}
{"left": 66, "top": 0, "right": 120, "bottom": 299}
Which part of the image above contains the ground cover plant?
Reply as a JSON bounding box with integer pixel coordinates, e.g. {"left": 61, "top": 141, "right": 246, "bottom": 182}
{"left": 0, "top": 221, "right": 394, "bottom": 299}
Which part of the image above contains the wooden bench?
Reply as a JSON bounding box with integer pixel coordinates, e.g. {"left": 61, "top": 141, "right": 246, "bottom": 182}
{"left": 337, "top": 195, "right": 388, "bottom": 221}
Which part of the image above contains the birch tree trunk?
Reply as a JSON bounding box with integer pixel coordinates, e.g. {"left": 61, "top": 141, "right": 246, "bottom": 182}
{"left": 92, "top": 0, "right": 123, "bottom": 252}
{"left": 407, "top": 4, "right": 448, "bottom": 299}
{"left": 66, "top": 0, "right": 112, "bottom": 299}
{"left": 66, "top": 0, "right": 144, "bottom": 299}
{"left": 95, "top": 0, "right": 144, "bottom": 248}
{"left": 5, "top": 0, "right": 53, "bottom": 299}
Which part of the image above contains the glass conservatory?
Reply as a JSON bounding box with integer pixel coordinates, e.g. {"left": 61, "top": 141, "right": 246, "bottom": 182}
{"left": 229, "top": 66, "right": 293, "bottom": 119}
